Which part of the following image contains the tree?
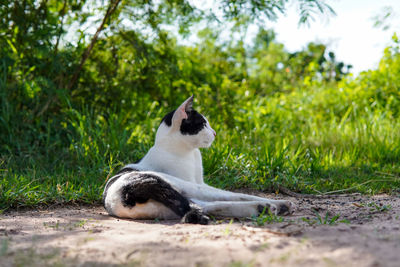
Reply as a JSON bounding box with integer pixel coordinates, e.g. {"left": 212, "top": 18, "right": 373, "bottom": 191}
{"left": 0, "top": 0, "right": 336, "bottom": 154}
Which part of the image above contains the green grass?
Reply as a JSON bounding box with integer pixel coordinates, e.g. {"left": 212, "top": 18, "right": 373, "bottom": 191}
{"left": 1, "top": 37, "right": 400, "bottom": 211}
{"left": 251, "top": 207, "right": 284, "bottom": 226}
{"left": 1, "top": 90, "right": 399, "bottom": 212}
{"left": 301, "top": 211, "right": 349, "bottom": 226}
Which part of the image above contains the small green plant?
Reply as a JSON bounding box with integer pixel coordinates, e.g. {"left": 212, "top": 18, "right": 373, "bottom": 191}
{"left": 315, "top": 211, "right": 340, "bottom": 225}
{"left": 229, "top": 260, "right": 255, "bottom": 267}
{"left": 367, "top": 202, "right": 392, "bottom": 213}
{"left": 302, "top": 210, "right": 349, "bottom": 226}
{"left": 251, "top": 207, "right": 284, "bottom": 226}
{"left": 43, "top": 220, "right": 88, "bottom": 231}
{"left": 301, "top": 217, "right": 315, "bottom": 226}
{"left": 43, "top": 221, "right": 60, "bottom": 230}
{"left": 223, "top": 219, "right": 234, "bottom": 235}
{"left": 73, "top": 219, "right": 87, "bottom": 228}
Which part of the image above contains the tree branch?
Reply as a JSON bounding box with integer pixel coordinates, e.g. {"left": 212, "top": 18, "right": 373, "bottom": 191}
{"left": 53, "top": 0, "right": 68, "bottom": 57}
{"left": 67, "top": 0, "right": 121, "bottom": 90}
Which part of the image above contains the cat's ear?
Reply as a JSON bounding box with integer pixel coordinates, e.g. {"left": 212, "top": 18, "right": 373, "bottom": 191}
{"left": 171, "top": 95, "right": 194, "bottom": 127}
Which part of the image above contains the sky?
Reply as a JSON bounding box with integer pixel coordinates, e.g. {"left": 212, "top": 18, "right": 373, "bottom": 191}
{"left": 78, "top": 0, "right": 400, "bottom": 75}
{"left": 268, "top": 0, "right": 400, "bottom": 74}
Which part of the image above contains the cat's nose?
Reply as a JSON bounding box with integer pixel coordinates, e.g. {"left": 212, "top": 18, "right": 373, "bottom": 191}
{"left": 212, "top": 129, "right": 216, "bottom": 137}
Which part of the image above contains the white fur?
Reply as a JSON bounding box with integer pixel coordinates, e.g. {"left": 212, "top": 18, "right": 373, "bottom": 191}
{"left": 103, "top": 96, "right": 293, "bottom": 220}
{"left": 126, "top": 120, "right": 213, "bottom": 184}
{"left": 126, "top": 97, "right": 215, "bottom": 184}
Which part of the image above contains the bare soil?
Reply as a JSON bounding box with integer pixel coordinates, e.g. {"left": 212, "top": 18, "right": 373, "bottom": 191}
{"left": 1, "top": 193, "right": 399, "bottom": 267}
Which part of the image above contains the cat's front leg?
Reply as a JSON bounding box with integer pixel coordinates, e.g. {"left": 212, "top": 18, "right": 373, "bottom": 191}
{"left": 182, "top": 183, "right": 295, "bottom": 215}
{"left": 154, "top": 172, "right": 295, "bottom": 216}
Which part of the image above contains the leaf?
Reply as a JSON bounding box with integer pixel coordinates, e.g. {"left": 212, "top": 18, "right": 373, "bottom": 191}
{"left": 6, "top": 39, "right": 18, "bottom": 55}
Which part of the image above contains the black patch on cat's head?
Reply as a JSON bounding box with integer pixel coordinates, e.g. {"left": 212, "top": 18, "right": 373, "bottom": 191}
{"left": 180, "top": 110, "right": 206, "bottom": 135}
{"left": 160, "top": 108, "right": 206, "bottom": 135}
{"left": 160, "top": 110, "right": 176, "bottom": 127}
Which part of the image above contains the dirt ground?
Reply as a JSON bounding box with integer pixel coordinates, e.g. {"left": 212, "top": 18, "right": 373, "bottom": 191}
{"left": 1, "top": 192, "right": 399, "bottom": 267}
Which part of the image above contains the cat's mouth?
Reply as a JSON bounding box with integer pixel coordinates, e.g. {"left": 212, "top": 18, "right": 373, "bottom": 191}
{"left": 202, "top": 138, "right": 214, "bottom": 148}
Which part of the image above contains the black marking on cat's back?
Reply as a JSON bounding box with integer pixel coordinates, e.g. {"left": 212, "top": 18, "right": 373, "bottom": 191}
{"left": 103, "top": 167, "right": 209, "bottom": 224}
{"left": 102, "top": 167, "right": 139, "bottom": 208}
{"left": 120, "top": 173, "right": 192, "bottom": 216}
{"left": 180, "top": 110, "right": 206, "bottom": 135}
{"left": 116, "top": 167, "right": 139, "bottom": 175}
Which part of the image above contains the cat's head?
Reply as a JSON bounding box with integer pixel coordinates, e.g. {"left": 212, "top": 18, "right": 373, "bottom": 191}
{"left": 155, "top": 96, "right": 216, "bottom": 149}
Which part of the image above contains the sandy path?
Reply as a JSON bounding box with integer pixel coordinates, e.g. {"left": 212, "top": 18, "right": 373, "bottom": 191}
{"left": 1, "top": 193, "right": 399, "bottom": 267}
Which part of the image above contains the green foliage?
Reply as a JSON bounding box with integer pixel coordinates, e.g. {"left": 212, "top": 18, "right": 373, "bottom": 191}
{"left": 314, "top": 211, "right": 340, "bottom": 225}
{"left": 364, "top": 202, "right": 393, "bottom": 213}
{"left": 251, "top": 207, "right": 284, "bottom": 226}
{"left": 301, "top": 210, "right": 349, "bottom": 226}
{"left": 219, "top": 0, "right": 335, "bottom": 26}
{"left": 0, "top": 1, "right": 399, "bottom": 211}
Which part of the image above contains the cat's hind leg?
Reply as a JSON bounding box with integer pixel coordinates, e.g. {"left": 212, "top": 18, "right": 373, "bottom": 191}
{"left": 103, "top": 171, "right": 209, "bottom": 224}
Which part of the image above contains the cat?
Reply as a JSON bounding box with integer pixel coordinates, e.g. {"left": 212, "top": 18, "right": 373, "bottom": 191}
{"left": 102, "top": 96, "right": 294, "bottom": 224}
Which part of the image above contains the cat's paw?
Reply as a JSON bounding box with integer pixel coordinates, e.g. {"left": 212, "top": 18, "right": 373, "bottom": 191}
{"left": 273, "top": 200, "right": 295, "bottom": 215}
{"left": 182, "top": 209, "right": 210, "bottom": 225}
{"left": 256, "top": 203, "right": 276, "bottom": 215}
{"left": 258, "top": 200, "right": 295, "bottom": 216}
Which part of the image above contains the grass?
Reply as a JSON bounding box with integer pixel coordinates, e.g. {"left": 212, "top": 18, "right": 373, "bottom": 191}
{"left": 1, "top": 94, "right": 400, "bottom": 212}
{"left": 1, "top": 11, "right": 400, "bottom": 212}
{"left": 42, "top": 219, "right": 88, "bottom": 231}
{"left": 1, "top": 75, "right": 400, "bottom": 211}
{"left": 300, "top": 210, "right": 351, "bottom": 226}
{"left": 365, "top": 202, "right": 393, "bottom": 213}
{"left": 251, "top": 207, "right": 284, "bottom": 226}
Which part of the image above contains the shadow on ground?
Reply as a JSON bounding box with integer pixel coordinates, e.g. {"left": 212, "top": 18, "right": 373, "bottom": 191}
{"left": 1, "top": 193, "right": 399, "bottom": 267}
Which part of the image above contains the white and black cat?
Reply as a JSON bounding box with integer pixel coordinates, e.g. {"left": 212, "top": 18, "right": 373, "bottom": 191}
{"left": 102, "top": 96, "right": 294, "bottom": 224}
